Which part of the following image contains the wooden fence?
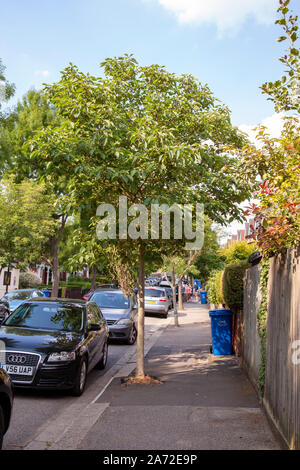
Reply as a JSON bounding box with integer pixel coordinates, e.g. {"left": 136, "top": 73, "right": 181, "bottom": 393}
{"left": 243, "top": 245, "right": 300, "bottom": 449}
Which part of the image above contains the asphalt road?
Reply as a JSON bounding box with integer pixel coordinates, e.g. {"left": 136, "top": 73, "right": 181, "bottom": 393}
{"left": 3, "top": 314, "right": 169, "bottom": 450}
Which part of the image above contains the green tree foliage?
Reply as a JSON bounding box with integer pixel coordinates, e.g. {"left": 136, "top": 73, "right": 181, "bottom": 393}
{"left": 221, "top": 240, "right": 256, "bottom": 265}
{"left": 0, "top": 177, "right": 58, "bottom": 270}
{"left": 261, "top": 0, "right": 300, "bottom": 112}
{"left": 0, "top": 89, "right": 73, "bottom": 296}
{"left": 29, "top": 55, "right": 251, "bottom": 379}
{"left": 0, "top": 89, "right": 56, "bottom": 173}
{"left": 231, "top": 1, "right": 300, "bottom": 256}
{"left": 194, "top": 220, "right": 225, "bottom": 284}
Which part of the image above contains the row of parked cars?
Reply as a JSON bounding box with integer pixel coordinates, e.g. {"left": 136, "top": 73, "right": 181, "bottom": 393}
{"left": 0, "top": 284, "right": 174, "bottom": 448}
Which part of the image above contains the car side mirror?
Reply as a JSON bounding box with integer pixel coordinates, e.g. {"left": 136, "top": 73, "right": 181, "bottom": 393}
{"left": 88, "top": 323, "right": 101, "bottom": 331}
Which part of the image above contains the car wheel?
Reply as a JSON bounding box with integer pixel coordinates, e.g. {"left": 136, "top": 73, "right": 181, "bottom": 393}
{"left": 0, "top": 405, "right": 5, "bottom": 450}
{"left": 96, "top": 341, "right": 108, "bottom": 370}
{"left": 126, "top": 325, "right": 137, "bottom": 345}
{"left": 71, "top": 357, "right": 87, "bottom": 397}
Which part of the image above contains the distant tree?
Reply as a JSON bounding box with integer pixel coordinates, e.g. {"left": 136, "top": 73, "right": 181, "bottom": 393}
{"left": 0, "top": 89, "right": 55, "bottom": 172}
{"left": 194, "top": 219, "right": 225, "bottom": 285}
{"left": 0, "top": 89, "right": 72, "bottom": 296}
{"left": 0, "top": 177, "right": 58, "bottom": 276}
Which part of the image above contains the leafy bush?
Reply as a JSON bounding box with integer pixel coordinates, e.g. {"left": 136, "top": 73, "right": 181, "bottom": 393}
{"left": 222, "top": 241, "right": 256, "bottom": 266}
{"left": 19, "top": 271, "right": 42, "bottom": 288}
{"left": 207, "top": 270, "right": 224, "bottom": 306}
{"left": 222, "top": 260, "right": 250, "bottom": 313}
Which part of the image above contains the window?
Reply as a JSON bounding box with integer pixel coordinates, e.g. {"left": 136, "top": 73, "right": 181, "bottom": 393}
{"left": 86, "top": 303, "right": 101, "bottom": 327}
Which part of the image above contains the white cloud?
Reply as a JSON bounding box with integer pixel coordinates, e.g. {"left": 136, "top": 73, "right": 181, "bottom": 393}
{"left": 153, "top": 0, "right": 276, "bottom": 34}
{"left": 34, "top": 70, "right": 50, "bottom": 77}
{"left": 239, "top": 112, "right": 285, "bottom": 145}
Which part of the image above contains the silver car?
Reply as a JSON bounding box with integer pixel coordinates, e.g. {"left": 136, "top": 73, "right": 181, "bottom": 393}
{"left": 144, "top": 287, "right": 172, "bottom": 318}
{"left": 89, "top": 289, "right": 138, "bottom": 344}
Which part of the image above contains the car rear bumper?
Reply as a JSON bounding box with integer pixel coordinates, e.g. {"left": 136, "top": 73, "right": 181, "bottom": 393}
{"left": 144, "top": 303, "right": 168, "bottom": 313}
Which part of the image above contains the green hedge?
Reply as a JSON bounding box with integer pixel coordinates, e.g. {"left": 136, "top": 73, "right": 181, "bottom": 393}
{"left": 222, "top": 260, "right": 250, "bottom": 313}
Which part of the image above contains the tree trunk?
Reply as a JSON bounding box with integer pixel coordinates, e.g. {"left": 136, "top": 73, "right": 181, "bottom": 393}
{"left": 172, "top": 265, "right": 179, "bottom": 327}
{"left": 178, "top": 278, "right": 184, "bottom": 311}
{"left": 91, "top": 265, "right": 97, "bottom": 290}
{"left": 50, "top": 215, "right": 67, "bottom": 298}
{"left": 136, "top": 243, "right": 145, "bottom": 378}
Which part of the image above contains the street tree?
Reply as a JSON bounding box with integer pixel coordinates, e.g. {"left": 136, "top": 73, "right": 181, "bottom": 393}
{"left": 29, "top": 55, "right": 251, "bottom": 380}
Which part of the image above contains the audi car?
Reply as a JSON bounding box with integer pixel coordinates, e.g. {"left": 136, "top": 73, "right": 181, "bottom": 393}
{"left": 0, "top": 298, "right": 109, "bottom": 396}
{"left": 0, "top": 367, "right": 14, "bottom": 450}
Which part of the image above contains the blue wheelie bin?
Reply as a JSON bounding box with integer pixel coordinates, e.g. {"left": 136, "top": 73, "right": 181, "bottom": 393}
{"left": 209, "top": 309, "right": 233, "bottom": 355}
{"left": 42, "top": 289, "right": 51, "bottom": 298}
{"left": 200, "top": 291, "right": 207, "bottom": 304}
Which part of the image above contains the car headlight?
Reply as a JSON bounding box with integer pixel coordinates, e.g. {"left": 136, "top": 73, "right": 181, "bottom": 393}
{"left": 115, "top": 318, "right": 132, "bottom": 326}
{"left": 47, "top": 351, "right": 76, "bottom": 362}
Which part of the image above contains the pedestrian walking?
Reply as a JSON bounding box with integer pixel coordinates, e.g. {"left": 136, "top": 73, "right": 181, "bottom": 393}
{"left": 185, "top": 284, "right": 191, "bottom": 301}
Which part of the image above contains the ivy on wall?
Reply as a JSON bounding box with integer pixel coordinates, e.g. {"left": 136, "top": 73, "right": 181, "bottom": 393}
{"left": 256, "top": 258, "right": 270, "bottom": 397}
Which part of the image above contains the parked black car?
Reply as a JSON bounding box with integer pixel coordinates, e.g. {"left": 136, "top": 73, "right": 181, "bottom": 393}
{"left": 0, "top": 298, "right": 109, "bottom": 396}
{"left": 0, "top": 367, "right": 14, "bottom": 450}
{"left": 90, "top": 289, "right": 138, "bottom": 344}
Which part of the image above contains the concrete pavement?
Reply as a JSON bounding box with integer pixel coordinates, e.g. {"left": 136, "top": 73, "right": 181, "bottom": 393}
{"left": 78, "top": 302, "right": 281, "bottom": 450}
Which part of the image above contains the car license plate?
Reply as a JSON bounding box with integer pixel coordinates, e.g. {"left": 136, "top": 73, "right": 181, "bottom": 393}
{"left": 3, "top": 364, "right": 34, "bottom": 376}
{"left": 147, "top": 300, "right": 156, "bottom": 304}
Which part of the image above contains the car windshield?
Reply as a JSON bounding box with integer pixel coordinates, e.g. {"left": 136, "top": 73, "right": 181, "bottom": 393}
{"left": 3, "top": 291, "right": 32, "bottom": 301}
{"left": 91, "top": 292, "right": 130, "bottom": 309}
{"left": 4, "top": 303, "right": 84, "bottom": 332}
{"left": 145, "top": 289, "right": 165, "bottom": 298}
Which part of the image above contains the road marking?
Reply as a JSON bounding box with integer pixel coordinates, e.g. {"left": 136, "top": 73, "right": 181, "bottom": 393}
{"left": 91, "top": 376, "right": 114, "bottom": 404}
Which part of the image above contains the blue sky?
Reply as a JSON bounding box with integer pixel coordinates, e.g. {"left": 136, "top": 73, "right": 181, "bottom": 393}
{"left": 2, "top": 0, "right": 298, "bottom": 127}
{"left": 1, "top": 0, "right": 299, "bottom": 238}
